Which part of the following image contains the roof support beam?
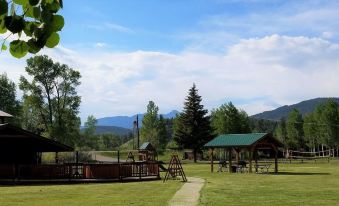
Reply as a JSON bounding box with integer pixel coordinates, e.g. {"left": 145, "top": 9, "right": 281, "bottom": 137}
{"left": 228, "top": 148, "right": 232, "bottom": 173}
{"left": 210, "top": 148, "right": 214, "bottom": 173}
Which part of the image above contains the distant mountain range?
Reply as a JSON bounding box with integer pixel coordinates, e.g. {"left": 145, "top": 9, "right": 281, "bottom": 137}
{"left": 96, "top": 110, "right": 179, "bottom": 129}
{"left": 80, "top": 126, "right": 132, "bottom": 136}
{"left": 251, "top": 98, "right": 339, "bottom": 120}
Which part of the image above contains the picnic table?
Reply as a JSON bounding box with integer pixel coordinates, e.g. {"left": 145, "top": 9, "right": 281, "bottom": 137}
{"left": 255, "top": 164, "right": 271, "bottom": 174}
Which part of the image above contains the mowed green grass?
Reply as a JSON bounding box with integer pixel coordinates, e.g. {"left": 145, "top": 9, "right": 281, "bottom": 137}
{"left": 0, "top": 180, "right": 182, "bottom": 206}
{"left": 183, "top": 159, "right": 339, "bottom": 206}
{"left": 0, "top": 160, "right": 339, "bottom": 206}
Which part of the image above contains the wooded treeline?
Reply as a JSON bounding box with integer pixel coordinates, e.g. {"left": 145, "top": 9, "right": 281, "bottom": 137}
{"left": 275, "top": 100, "right": 339, "bottom": 153}
{"left": 1, "top": 55, "right": 338, "bottom": 156}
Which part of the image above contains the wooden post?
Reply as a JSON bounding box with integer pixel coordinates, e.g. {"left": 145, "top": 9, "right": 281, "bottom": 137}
{"left": 55, "top": 152, "right": 59, "bottom": 164}
{"left": 228, "top": 148, "right": 232, "bottom": 173}
{"left": 118, "top": 150, "right": 120, "bottom": 163}
{"left": 274, "top": 146, "right": 278, "bottom": 174}
{"left": 210, "top": 148, "right": 214, "bottom": 173}
{"left": 249, "top": 149, "right": 253, "bottom": 173}
{"left": 254, "top": 151, "right": 258, "bottom": 173}
{"left": 235, "top": 148, "right": 240, "bottom": 164}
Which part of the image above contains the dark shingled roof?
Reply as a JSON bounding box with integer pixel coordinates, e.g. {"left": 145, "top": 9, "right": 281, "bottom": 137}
{"left": 0, "top": 124, "right": 74, "bottom": 152}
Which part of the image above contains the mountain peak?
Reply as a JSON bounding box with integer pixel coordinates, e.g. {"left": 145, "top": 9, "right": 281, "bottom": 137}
{"left": 251, "top": 97, "right": 339, "bottom": 120}
{"left": 96, "top": 110, "right": 179, "bottom": 129}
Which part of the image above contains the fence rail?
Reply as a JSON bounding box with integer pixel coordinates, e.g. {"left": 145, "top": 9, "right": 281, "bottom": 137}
{"left": 0, "top": 162, "right": 160, "bottom": 181}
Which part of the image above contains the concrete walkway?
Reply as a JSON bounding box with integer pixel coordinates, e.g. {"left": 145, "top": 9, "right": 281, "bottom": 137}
{"left": 168, "top": 177, "right": 205, "bottom": 206}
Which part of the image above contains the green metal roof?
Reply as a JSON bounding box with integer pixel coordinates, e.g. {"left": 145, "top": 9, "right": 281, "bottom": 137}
{"left": 204, "top": 133, "right": 268, "bottom": 148}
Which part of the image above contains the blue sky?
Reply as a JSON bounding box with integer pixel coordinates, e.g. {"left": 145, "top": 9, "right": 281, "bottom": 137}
{"left": 58, "top": 0, "right": 339, "bottom": 52}
{"left": 1, "top": 0, "right": 339, "bottom": 122}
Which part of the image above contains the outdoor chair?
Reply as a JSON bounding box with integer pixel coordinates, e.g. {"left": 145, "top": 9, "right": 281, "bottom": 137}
{"left": 218, "top": 160, "right": 227, "bottom": 172}
{"left": 236, "top": 160, "right": 249, "bottom": 173}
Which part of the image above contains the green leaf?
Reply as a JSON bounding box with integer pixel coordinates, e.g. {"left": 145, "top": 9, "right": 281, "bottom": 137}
{"left": 23, "top": 21, "right": 37, "bottom": 36}
{"left": 0, "top": 0, "right": 8, "bottom": 16}
{"left": 0, "top": 18, "right": 7, "bottom": 34}
{"left": 1, "top": 44, "right": 7, "bottom": 51}
{"left": 9, "top": 40, "right": 28, "bottom": 58}
{"left": 24, "top": 4, "right": 41, "bottom": 19}
{"left": 46, "top": 2, "right": 60, "bottom": 13}
{"left": 29, "top": 0, "right": 40, "bottom": 6}
{"left": 50, "top": 14, "right": 64, "bottom": 31}
{"left": 45, "top": 32, "right": 59, "bottom": 48}
{"left": 13, "top": 0, "right": 28, "bottom": 6}
{"left": 33, "top": 7, "right": 41, "bottom": 18}
{"left": 5, "top": 15, "right": 25, "bottom": 33}
{"left": 27, "top": 39, "right": 41, "bottom": 53}
{"left": 56, "top": 0, "right": 63, "bottom": 8}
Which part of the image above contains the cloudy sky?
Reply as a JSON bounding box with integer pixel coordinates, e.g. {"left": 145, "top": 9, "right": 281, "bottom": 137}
{"left": 1, "top": 0, "right": 339, "bottom": 123}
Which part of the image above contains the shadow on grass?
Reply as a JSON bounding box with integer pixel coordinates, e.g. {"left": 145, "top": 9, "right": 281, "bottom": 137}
{"left": 277, "top": 172, "right": 331, "bottom": 176}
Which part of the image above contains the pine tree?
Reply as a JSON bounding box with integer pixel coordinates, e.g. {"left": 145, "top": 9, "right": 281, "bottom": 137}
{"left": 174, "top": 84, "right": 214, "bottom": 162}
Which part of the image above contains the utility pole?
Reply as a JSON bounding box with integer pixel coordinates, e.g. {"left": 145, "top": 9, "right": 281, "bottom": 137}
{"left": 133, "top": 115, "right": 141, "bottom": 150}
{"left": 137, "top": 115, "right": 140, "bottom": 149}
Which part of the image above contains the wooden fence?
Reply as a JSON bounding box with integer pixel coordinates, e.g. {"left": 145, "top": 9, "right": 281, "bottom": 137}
{"left": 0, "top": 162, "right": 160, "bottom": 181}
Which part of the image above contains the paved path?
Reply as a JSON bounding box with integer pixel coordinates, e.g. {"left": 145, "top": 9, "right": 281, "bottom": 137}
{"left": 90, "top": 152, "right": 118, "bottom": 162}
{"left": 168, "top": 177, "right": 205, "bottom": 206}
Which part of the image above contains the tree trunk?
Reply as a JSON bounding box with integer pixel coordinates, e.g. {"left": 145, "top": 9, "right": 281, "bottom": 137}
{"left": 193, "top": 149, "right": 197, "bottom": 163}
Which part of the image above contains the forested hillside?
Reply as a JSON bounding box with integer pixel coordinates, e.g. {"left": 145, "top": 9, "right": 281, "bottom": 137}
{"left": 252, "top": 98, "right": 339, "bottom": 120}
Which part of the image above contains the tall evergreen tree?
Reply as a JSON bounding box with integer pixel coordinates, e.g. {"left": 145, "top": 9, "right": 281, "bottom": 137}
{"left": 173, "top": 84, "right": 214, "bottom": 162}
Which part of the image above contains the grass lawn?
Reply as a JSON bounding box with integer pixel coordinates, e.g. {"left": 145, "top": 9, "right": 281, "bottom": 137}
{"left": 0, "top": 180, "right": 182, "bottom": 206}
{"left": 0, "top": 160, "right": 339, "bottom": 205}
{"left": 183, "top": 159, "right": 339, "bottom": 206}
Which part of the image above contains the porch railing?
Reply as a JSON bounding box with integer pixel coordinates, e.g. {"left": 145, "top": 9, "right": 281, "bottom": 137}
{"left": 0, "top": 162, "right": 160, "bottom": 181}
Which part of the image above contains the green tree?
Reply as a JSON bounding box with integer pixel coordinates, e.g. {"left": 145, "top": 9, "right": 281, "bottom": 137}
{"left": 210, "top": 102, "right": 250, "bottom": 135}
{"left": 0, "top": 73, "right": 21, "bottom": 124}
{"left": 173, "top": 84, "right": 214, "bottom": 162}
{"left": 250, "top": 118, "right": 276, "bottom": 133}
{"left": 0, "top": 0, "right": 64, "bottom": 58}
{"left": 19, "top": 55, "right": 81, "bottom": 146}
{"left": 275, "top": 118, "right": 287, "bottom": 149}
{"left": 317, "top": 100, "right": 339, "bottom": 148}
{"left": 303, "top": 113, "right": 318, "bottom": 152}
{"left": 140, "top": 101, "right": 161, "bottom": 148}
{"left": 157, "top": 115, "right": 168, "bottom": 149}
{"left": 80, "top": 115, "right": 98, "bottom": 149}
{"left": 286, "top": 109, "right": 304, "bottom": 149}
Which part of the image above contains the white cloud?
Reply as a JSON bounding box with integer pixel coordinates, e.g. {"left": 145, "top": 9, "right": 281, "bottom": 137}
{"left": 95, "top": 42, "right": 107, "bottom": 48}
{"left": 183, "top": 0, "right": 339, "bottom": 52}
{"left": 1, "top": 35, "right": 339, "bottom": 122}
{"left": 87, "top": 22, "right": 133, "bottom": 33}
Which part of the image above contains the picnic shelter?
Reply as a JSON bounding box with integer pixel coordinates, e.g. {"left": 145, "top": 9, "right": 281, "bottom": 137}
{"left": 204, "top": 133, "right": 283, "bottom": 174}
